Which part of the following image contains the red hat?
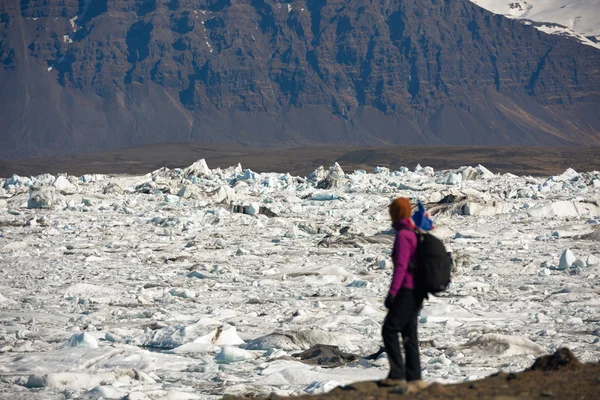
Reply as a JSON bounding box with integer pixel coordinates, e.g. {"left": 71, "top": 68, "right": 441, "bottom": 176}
{"left": 389, "top": 197, "right": 412, "bottom": 223}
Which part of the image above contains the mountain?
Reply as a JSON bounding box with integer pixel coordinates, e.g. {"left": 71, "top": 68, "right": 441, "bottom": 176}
{"left": 470, "top": 0, "right": 600, "bottom": 49}
{"left": 1, "top": 0, "right": 600, "bottom": 159}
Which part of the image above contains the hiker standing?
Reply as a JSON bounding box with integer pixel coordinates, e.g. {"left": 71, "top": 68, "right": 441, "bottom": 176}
{"left": 381, "top": 197, "right": 429, "bottom": 391}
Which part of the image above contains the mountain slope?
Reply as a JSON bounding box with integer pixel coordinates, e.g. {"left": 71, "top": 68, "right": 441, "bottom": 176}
{"left": 1, "top": 0, "right": 600, "bottom": 159}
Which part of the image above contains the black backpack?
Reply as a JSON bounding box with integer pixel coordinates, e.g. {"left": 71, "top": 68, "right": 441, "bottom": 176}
{"left": 400, "top": 229, "right": 452, "bottom": 295}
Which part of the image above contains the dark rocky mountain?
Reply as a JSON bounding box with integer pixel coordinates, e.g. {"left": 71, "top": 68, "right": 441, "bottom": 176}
{"left": 1, "top": 0, "right": 600, "bottom": 159}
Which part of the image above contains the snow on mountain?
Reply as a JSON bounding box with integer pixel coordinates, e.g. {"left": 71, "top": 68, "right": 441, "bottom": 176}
{"left": 471, "top": 0, "right": 600, "bottom": 49}
{"left": 1, "top": 161, "right": 600, "bottom": 398}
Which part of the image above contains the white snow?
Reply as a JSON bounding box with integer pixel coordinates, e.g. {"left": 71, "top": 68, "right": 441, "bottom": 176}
{"left": 470, "top": 0, "right": 600, "bottom": 49}
{"left": 1, "top": 162, "right": 600, "bottom": 397}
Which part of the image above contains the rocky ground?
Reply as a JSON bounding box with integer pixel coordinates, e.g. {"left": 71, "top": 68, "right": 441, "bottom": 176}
{"left": 230, "top": 349, "right": 600, "bottom": 399}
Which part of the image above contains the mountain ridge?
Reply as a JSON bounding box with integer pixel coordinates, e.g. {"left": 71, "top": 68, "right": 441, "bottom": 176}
{"left": 1, "top": 0, "right": 600, "bottom": 159}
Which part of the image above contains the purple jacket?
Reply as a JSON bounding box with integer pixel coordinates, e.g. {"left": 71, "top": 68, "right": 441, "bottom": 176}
{"left": 389, "top": 219, "right": 417, "bottom": 296}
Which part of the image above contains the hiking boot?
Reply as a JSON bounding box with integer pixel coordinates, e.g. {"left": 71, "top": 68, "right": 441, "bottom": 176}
{"left": 378, "top": 378, "right": 408, "bottom": 390}
{"left": 406, "top": 379, "right": 429, "bottom": 393}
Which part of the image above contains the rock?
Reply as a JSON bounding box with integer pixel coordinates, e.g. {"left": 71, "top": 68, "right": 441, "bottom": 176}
{"left": 529, "top": 348, "right": 581, "bottom": 371}
{"left": 293, "top": 344, "right": 359, "bottom": 367}
{"left": 27, "top": 186, "right": 56, "bottom": 209}
{"left": 215, "top": 346, "right": 254, "bottom": 363}
{"left": 67, "top": 332, "right": 99, "bottom": 349}
{"left": 559, "top": 249, "right": 576, "bottom": 269}
{"left": 53, "top": 175, "right": 77, "bottom": 194}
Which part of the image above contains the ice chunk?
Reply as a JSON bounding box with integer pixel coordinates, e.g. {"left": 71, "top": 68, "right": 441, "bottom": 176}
{"left": 53, "top": 175, "right": 77, "bottom": 194}
{"left": 170, "top": 288, "right": 196, "bottom": 299}
{"left": 245, "top": 202, "right": 260, "bottom": 216}
{"left": 67, "top": 332, "right": 99, "bottom": 349}
{"left": 135, "top": 322, "right": 232, "bottom": 349}
{"left": 87, "top": 386, "right": 128, "bottom": 399}
{"left": 178, "top": 185, "right": 200, "bottom": 199}
{"left": 304, "top": 380, "right": 341, "bottom": 394}
{"left": 586, "top": 254, "right": 599, "bottom": 266}
{"left": 373, "top": 166, "right": 389, "bottom": 174}
{"left": 461, "top": 333, "right": 547, "bottom": 357}
{"left": 63, "top": 283, "right": 117, "bottom": 299}
{"left": 446, "top": 173, "right": 462, "bottom": 185}
{"left": 213, "top": 186, "right": 236, "bottom": 203}
{"left": 168, "top": 343, "right": 221, "bottom": 354}
{"left": 555, "top": 168, "right": 580, "bottom": 181}
{"left": 215, "top": 346, "right": 255, "bottom": 363}
{"left": 184, "top": 159, "right": 211, "bottom": 177}
{"left": 559, "top": 249, "right": 576, "bottom": 269}
{"left": 26, "top": 372, "right": 111, "bottom": 390}
{"left": 528, "top": 201, "right": 600, "bottom": 218}
{"left": 237, "top": 169, "right": 259, "bottom": 181}
{"left": 475, "top": 164, "right": 495, "bottom": 179}
{"left": 5, "top": 174, "right": 33, "bottom": 188}
{"left": 327, "top": 162, "right": 345, "bottom": 180}
{"left": 311, "top": 193, "right": 340, "bottom": 201}
{"left": 27, "top": 186, "right": 56, "bottom": 209}
{"left": 308, "top": 166, "right": 327, "bottom": 182}
{"left": 194, "top": 324, "right": 244, "bottom": 346}
{"left": 573, "top": 259, "right": 587, "bottom": 268}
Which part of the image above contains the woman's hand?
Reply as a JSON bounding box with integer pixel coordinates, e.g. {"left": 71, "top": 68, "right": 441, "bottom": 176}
{"left": 385, "top": 293, "right": 395, "bottom": 309}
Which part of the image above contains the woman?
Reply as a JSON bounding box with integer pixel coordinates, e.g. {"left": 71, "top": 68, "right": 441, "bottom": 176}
{"left": 380, "top": 197, "right": 429, "bottom": 392}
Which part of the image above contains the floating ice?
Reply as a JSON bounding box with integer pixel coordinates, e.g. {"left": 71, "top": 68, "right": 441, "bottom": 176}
{"left": 170, "top": 288, "right": 196, "bottom": 299}
{"left": 27, "top": 186, "right": 57, "bottom": 209}
{"left": 53, "top": 175, "right": 77, "bottom": 194}
{"left": 184, "top": 159, "right": 212, "bottom": 177}
{"left": 215, "top": 346, "right": 255, "bottom": 363}
{"left": 586, "top": 254, "right": 600, "bottom": 266}
{"left": 559, "top": 249, "right": 576, "bottom": 270}
{"left": 67, "top": 332, "right": 99, "bottom": 349}
{"left": 461, "top": 333, "right": 547, "bottom": 357}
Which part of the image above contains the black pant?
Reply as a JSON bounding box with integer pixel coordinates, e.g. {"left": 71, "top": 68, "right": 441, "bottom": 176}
{"left": 382, "top": 289, "right": 424, "bottom": 381}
